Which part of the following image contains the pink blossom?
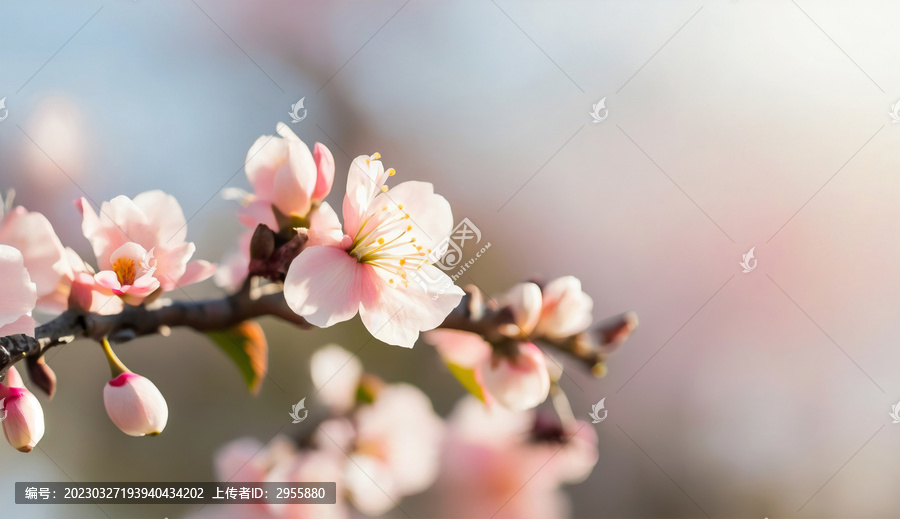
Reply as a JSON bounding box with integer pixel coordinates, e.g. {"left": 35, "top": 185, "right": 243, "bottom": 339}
{"left": 94, "top": 242, "right": 160, "bottom": 305}
{"left": 425, "top": 329, "right": 551, "bottom": 411}
{"left": 214, "top": 230, "right": 252, "bottom": 293}
{"left": 0, "top": 370, "right": 45, "bottom": 453}
{"left": 432, "top": 396, "right": 598, "bottom": 519}
{"left": 103, "top": 372, "right": 169, "bottom": 436}
{"left": 284, "top": 154, "right": 464, "bottom": 348}
{"left": 310, "top": 344, "right": 363, "bottom": 414}
{"left": 0, "top": 244, "right": 37, "bottom": 337}
{"left": 534, "top": 276, "right": 593, "bottom": 339}
{"left": 344, "top": 383, "right": 444, "bottom": 515}
{"left": 480, "top": 342, "right": 550, "bottom": 411}
{"left": 78, "top": 190, "right": 215, "bottom": 295}
{"left": 238, "top": 123, "right": 335, "bottom": 229}
{"left": 0, "top": 205, "right": 71, "bottom": 312}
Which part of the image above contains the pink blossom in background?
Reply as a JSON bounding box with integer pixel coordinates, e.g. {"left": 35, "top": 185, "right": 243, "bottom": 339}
{"left": 284, "top": 154, "right": 464, "bottom": 347}
{"left": 78, "top": 190, "right": 215, "bottom": 295}
{"left": 432, "top": 396, "right": 598, "bottom": 519}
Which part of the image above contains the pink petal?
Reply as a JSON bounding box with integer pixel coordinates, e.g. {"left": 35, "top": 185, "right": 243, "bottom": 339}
{"left": 307, "top": 202, "right": 344, "bottom": 247}
{"left": 312, "top": 142, "right": 335, "bottom": 201}
{"left": 132, "top": 190, "right": 188, "bottom": 245}
{"left": 359, "top": 265, "right": 464, "bottom": 348}
{"left": 0, "top": 314, "right": 36, "bottom": 337}
{"left": 342, "top": 155, "right": 385, "bottom": 235}
{"left": 237, "top": 199, "right": 278, "bottom": 229}
{"left": 94, "top": 270, "right": 123, "bottom": 292}
{"left": 480, "top": 342, "right": 550, "bottom": 411}
{"left": 245, "top": 134, "right": 288, "bottom": 201}
{"left": 176, "top": 260, "right": 215, "bottom": 287}
{"left": 501, "top": 282, "right": 543, "bottom": 338}
{"left": 423, "top": 329, "right": 491, "bottom": 368}
{"left": 0, "top": 245, "right": 37, "bottom": 332}
{"left": 283, "top": 246, "right": 373, "bottom": 327}
{"left": 375, "top": 181, "right": 454, "bottom": 248}
{"left": 153, "top": 241, "right": 195, "bottom": 291}
{"left": 0, "top": 207, "right": 69, "bottom": 308}
{"left": 272, "top": 122, "right": 317, "bottom": 217}
{"left": 536, "top": 276, "right": 593, "bottom": 339}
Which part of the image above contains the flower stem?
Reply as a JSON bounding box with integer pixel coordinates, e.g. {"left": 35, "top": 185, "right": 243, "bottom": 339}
{"left": 101, "top": 337, "right": 131, "bottom": 378}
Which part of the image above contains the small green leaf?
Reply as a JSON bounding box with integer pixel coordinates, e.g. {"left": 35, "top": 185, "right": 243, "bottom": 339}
{"left": 446, "top": 362, "right": 487, "bottom": 404}
{"left": 206, "top": 321, "right": 268, "bottom": 395}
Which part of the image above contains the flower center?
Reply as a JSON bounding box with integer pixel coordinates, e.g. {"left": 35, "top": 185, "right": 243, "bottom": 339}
{"left": 112, "top": 257, "right": 137, "bottom": 286}
{"left": 348, "top": 201, "right": 430, "bottom": 288}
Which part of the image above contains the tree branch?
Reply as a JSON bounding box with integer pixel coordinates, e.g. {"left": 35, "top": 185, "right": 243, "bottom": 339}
{"left": 0, "top": 283, "right": 637, "bottom": 381}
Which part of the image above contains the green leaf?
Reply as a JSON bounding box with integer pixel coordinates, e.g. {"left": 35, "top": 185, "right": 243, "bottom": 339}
{"left": 206, "top": 321, "right": 268, "bottom": 395}
{"left": 446, "top": 362, "right": 487, "bottom": 404}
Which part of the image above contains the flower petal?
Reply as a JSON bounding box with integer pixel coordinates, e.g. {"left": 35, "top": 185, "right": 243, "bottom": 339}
{"left": 307, "top": 202, "right": 344, "bottom": 247}
{"left": 133, "top": 190, "right": 188, "bottom": 245}
{"left": 501, "top": 282, "right": 543, "bottom": 338}
{"left": 177, "top": 260, "right": 216, "bottom": 287}
{"left": 272, "top": 122, "right": 317, "bottom": 217}
{"left": 312, "top": 142, "right": 335, "bottom": 202}
{"left": 0, "top": 245, "right": 37, "bottom": 332}
{"left": 376, "top": 181, "right": 453, "bottom": 248}
{"left": 283, "top": 246, "right": 372, "bottom": 327}
{"left": 342, "top": 155, "right": 385, "bottom": 235}
{"left": 423, "top": 329, "right": 491, "bottom": 368}
{"left": 480, "top": 342, "right": 550, "bottom": 411}
{"left": 359, "top": 265, "right": 464, "bottom": 348}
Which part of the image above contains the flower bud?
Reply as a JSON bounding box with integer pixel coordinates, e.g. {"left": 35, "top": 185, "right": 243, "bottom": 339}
{"left": 1, "top": 385, "right": 45, "bottom": 452}
{"left": 103, "top": 373, "right": 168, "bottom": 437}
{"left": 312, "top": 142, "right": 335, "bottom": 202}
{"left": 480, "top": 342, "right": 550, "bottom": 411}
{"left": 27, "top": 356, "right": 57, "bottom": 399}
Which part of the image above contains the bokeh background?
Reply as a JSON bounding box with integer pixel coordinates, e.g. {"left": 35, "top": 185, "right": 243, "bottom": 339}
{"left": 3, "top": 0, "right": 900, "bottom": 517}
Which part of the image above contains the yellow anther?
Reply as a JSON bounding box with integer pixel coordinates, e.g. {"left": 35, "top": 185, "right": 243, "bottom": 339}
{"left": 388, "top": 168, "right": 396, "bottom": 176}
{"left": 378, "top": 237, "right": 385, "bottom": 245}
{"left": 398, "top": 204, "right": 403, "bottom": 210}
{"left": 399, "top": 258, "right": 406, "bottom": 266}
{"left": 372, "top": 152, "right": 382, "bottom": 160}
{"left": 381, "top": 185, "right": 389, "bottom": 192}
{"left": 406, "top": 225, "right": 413, "bottom": 231}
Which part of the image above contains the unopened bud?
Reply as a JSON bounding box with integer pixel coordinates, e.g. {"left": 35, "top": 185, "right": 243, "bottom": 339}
{"left": 27, "top": 357, "right": 57, "bottom": 400}
{"left": 103, "top": 373, "right": 168, "bottom": 437}
{"left": 1, "top": 384, "right": 45, "bottom": 453}
{"left": 249, "top": 224, "right": 276, "bottom": 261}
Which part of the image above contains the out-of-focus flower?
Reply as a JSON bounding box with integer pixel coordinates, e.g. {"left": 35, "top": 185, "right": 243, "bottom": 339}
{"left": 0, "top": 204, "right": 70, "bottom": 312}
{"left": 78, "top": 190, "right": 215, "bottom": 296}
{"left": 1, "top": 367, "right": 45, "bottom": 453}
{"left": 93, "top": 242, "right": 160, "bottom": 305}
{"left": 425, "top": 329, "right": 550, "bottom": 411}
{"left": 214, "top": 230, "right": 252, "bottom": 293}
{"left": 0, "top": 244, "right": 37, "bottom": 337}
{"left": 233, "top": 123, "right": 335, "bottom": 230}
{"left": 533, "top": 276, "right": 593, "bottom": 339}
{"left": 344, "top": 383, "right": 444, "bottom": 515}
{"left": 432, "top": 396, "right": 598, "bottom": 519}
{"left": 284, "top": 154, "right": 464, "bottom": 347}
{"left": 103, "top": 372, "right": 168, "bottom": 437}
{"left": 310, "top": 344, "right": 362, "bottom": 414}
{"left": 480, "top": 342, "right": 550, "bottom": 411}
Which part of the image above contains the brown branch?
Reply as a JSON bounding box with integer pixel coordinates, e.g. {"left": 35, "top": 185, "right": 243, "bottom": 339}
{"left": 0, "top": 283, "right": 637, "bottom": 381}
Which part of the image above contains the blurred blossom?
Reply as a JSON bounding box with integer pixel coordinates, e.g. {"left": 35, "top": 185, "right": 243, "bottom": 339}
{"left": 198, "top": 345, "right": 444, "bottom": 518}
{"left": 432, "top": 396, "right": 598, "bottom": 519}
{"left": 22, "top": 96, "right": 87, "bottom": 190}
{"left": 310, "top": 344, "right": 363, "bottom": 415}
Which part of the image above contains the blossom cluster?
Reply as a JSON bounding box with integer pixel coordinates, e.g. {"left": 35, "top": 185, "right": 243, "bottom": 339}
{"left": 189, "top": 345, "right": 598, "bottom": 519}
{"left": 0, "top": 123, "right": 604, "bottom": 474}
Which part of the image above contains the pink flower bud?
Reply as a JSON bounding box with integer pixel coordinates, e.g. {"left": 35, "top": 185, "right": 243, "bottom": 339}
{"left": 312, "top": 142, "right": 335, "bottom": 202}
{"left": 5, "top": 365, "right": 24, "bottom": 388}
{"left": 1, "top": 385, "right": 45, "bottom": 452}
{"left": 103, "top": 373, "right": 168, "bottom": 437}
{"left": 480, "top": 342, "right": 550, "bottom": 411}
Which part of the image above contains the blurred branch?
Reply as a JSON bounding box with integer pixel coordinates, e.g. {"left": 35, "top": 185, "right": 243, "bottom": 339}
{"left": 441, "top": 285, "right": 638, "bottom": 375}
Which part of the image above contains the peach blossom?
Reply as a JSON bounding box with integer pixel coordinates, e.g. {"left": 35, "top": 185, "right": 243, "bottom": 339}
{"left": 78, "top": 190, "right": 215, "bottom": 294}
{"left": 238, "top": 123, "right": 335, "bottom": 229}
{"left": 534, "top": 276, "right": 593, "bottom": 339}
{"left": 0, "top": 381, "right": 45, "bottom": 453}
{"left": 284, "top": 154, "right": 464, "bottom": 348}
{"left": 0, "top": 244, "right": 37, "bottom": 337}
{"left": 94, "top": 242, "right": 160, "bottom": 305}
